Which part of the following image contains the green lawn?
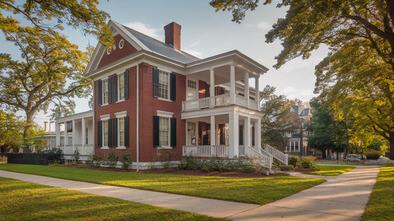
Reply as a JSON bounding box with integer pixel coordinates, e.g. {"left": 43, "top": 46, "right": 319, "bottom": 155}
{"left": 306, "top": 165, "right": 355, "bottom": 176}
{"left": 0, "top": 177, "right": 221, "bottom": 221}
{"left": 362, "top": 164, "right": 394, "bottom": 221}
{"left": 0, "top": 164, "right": 325, "bottom": 205}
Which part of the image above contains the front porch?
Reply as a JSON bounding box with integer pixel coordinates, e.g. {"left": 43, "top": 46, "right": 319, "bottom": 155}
{"left": 55, "top": 111, "right": 94, "bottom": 161}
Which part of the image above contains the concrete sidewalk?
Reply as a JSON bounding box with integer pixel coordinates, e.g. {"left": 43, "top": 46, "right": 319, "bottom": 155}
{"left": 0, "top": 166, "right": 380, "bottom": 220}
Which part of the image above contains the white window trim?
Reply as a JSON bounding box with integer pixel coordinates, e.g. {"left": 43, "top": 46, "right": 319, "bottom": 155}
{"left": 102, "top": 78, "right": 109, "bottom": 105}
{"left": 117, "top": 117, "right": 126, "bottom": 150}
{"left": 101, "top": 119, "right": 109, "bottom": 149}
{"left": 100, "top": 115, "right": 110, "bottom": 121}
{"left": 117, "top": 72, "right": 126, "bottom": 102}
{"left": 157, "top": 69, "right": 171, "bottom": 101}
{"left": 157, "top": 110, "right": 173, "bottom": 118}
{"left": 115, "top": 111, "right": 127, "bottom": 118}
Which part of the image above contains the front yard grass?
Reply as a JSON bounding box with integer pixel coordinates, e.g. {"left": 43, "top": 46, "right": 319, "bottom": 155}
{"left": 362, "top": 164, "right": 394, "bottom": 221}
{"left": 0, "top": 164, "right": 325, "bottom": 205}
{"left": 0, "top": 177, "right": 221, "bottom": 221}
{"left": 306, "top": 165, "right": 355, "bottom": 176}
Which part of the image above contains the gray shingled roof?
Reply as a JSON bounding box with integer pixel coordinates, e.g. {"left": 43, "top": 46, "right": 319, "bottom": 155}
{"left": 122, "top": 25, "right": 200, "bottom": 64}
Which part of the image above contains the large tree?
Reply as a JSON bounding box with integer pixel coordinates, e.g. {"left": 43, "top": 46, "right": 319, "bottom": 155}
{"left": 211, "top": 0, "right": 394, "bottom": 159}
{"left": 260, "top": 85, "right": 300, "bottom": 151}
{"left": 0, "top": 0, "right": 112, "bottom": 151}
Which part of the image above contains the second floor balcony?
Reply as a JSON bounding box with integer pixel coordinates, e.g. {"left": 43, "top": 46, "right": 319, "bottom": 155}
{"left": 182, "top": 93, "right": 259, "bottom": 111}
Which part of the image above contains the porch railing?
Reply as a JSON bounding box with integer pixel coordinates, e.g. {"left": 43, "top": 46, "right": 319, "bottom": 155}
{"left": 59, "top": 145, "right": 94, "bottom": 156}
{"left": 183, "top": 145, "right": 229, "bottom": 158}
{"left": 182, "top": 94, "right": 258, "bottom": 112}
{"left": 263, "top": 144, "right": 289, "bottom": 165}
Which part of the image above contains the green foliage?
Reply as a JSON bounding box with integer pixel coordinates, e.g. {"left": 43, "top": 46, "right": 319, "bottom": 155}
{"left": 162, "top": 152, "right": 173, "bottom": 170}
{"left": 120, "top": 153, "right": 132, "bottom": 170}
{"left": 179, "top": 157, "right": 257, "bottom": 173}
{"left": 367, "top": 138, "right": 385, "bottom": 151}
{"left": 178, "top": 156, "right": 203, "bottom": 170}
{"left": 43, "top": 148, "right": 64, "bottom": 164}
{"left": 210, "top": 0, "right": 269, "bottom": 23}
{"left": 87, "top": 154, "right": 103, "bottom": 167}
{"left": 106, "top": 152, "right": 118, "bottom": 168}
{"left": 211, "top": 0, "right": 394, "bottom": 159}
{"left": 364, "top": 150, "right": 381, "bottom": 160}
{"left": 0, "top": 164, "right": 325, "bottom": 205}
{"left": 300, "top": 156, "right": 319, "bottom": 170}
{"left": 73, "top": 148, "right": 80, "bottom": 163}
{"left": 279, "top": 165, "right": 294, "bottom": 171}
{"left": 288, "top": 155, "right": 300, "bottom": 168}
{"left": 362, "top": 164, "right": 394, "bottom": 221}
{"left": 260, "top": 85, "right": 301, "bottom": 149}
{"left": 308, "top": 98, "right": 347, "bottom": 158}
{"left": 0, "top": 177, "right": 219, "bottom": 220}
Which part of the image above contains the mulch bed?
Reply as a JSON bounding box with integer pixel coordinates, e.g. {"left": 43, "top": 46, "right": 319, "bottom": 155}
{"left": 51, "top": 164, "right": 289, "bottom": 178}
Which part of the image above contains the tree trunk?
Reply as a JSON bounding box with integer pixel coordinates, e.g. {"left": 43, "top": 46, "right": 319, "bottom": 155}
{"left": 22, "top": 112, "right": 35, "bottom": 153}
{"left": 390, "top": 132, "right": 394, "bottom": 160}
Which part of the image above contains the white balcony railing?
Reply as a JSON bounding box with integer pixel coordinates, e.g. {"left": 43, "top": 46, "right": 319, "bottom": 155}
{"left": 182, "top": 94, "right": 258, "bottom": 112}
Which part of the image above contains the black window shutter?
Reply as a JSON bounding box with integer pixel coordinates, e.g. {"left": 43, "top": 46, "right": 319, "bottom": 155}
{"left": 239, "top": 125, "right": 244, "bottom": 145}
{"left": 205, "top": 84, "right": 210, "bottom": 97}
{"left": 124, "top": 116, "right": 129, "bottom": 147}
{"left": 108, "top": 119, "right": 112, "bottom": 147}
{"left": 170, "top": 73, "right": 176, "bottom": 101}
{"left": 113, "top": 118, "right": 118, "bottom": 147}
{"left": 124, "top": 71, "right": 129, "bottom": 100}
{"left": 112, "top": 75, "right": 118, "bottom": 102}
{"left": 97, "top": 80, "right": 102, "bottom": 106}
{"left": 171, "top": 118, "right": 176, "bottom": 147}
{"left": 153, "top": 116, "right": 159, "bottom": 147}
{"left": 153, "top": 68, "right": 160, "bottom": 98}
{"left": 98, "top": 121, "right": 102, "bottom": 147}
{"left": 108, "top": 77, "right": 112, "bottom": 104}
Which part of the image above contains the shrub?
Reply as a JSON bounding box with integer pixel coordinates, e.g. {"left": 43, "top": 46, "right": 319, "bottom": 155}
{"left": 73, "top": 148, "right": 80, "bottom": 163}
{"left": 364, "top": 149, "right": 381, "bottom": 160}
{"left": 300, "top": 156, "right": 319, "bottom": 170}
{"left": 239, "top": 158, "right": 256, "bottom": 173}
{"left": 162, "top": 152, "right": 173, "bottom": 170}
{"left": 43, "top": 148, "right": 64, "bottom": 164}
{"left": 106, "top": 152, "right": 119, "bottom": 168}
{"left": 279, "top": 164, "right": 294, "bottom": 171}
{"left": 88, "top": 154, "right": 104, "bottom": 167}
{"left": 289, "top": 155, "right": 300, "bottom": 168}
{"left": 178, "top": 156, "right": 202, "bottom": 170}
{"left": 120, "top": 153, "right": 132, "bottom": 170}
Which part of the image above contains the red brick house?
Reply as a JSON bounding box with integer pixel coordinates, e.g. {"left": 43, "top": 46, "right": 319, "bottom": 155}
{"left": 56, "top": 20, "right": 288, "bottom": 169}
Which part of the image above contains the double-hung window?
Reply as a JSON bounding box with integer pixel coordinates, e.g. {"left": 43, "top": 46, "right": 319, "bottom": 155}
{"left": 102, "top": 120, "right": 109, "bottom": 147}
{"left": 159, "top": 117, "right": 170, "bottom": 147}
{"left": 102, "top": 79, "right": 109, "bottom": 104}
{"left": 118, "top": 117, "right": 125, "bottom": 147}
{"left": 159, "top": 70, "right": 169, "bottom": 99}
{"left": 118, "top": 73, "right": 125, "bottom": 100}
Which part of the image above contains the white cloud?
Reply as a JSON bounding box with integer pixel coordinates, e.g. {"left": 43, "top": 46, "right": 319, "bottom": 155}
{"left": 124, "top": 22, "right": 161, "bottom": 40}
{"left": 248, "top": 21, "right": 271, "bottom": 31}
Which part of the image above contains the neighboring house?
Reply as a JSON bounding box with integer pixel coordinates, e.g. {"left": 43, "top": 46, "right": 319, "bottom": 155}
{"left": 40, "top": 121, "right": 56, "bottom": 150}
{"left": 56, "top": 20, "right": 288, "bottom": 169}
{"left": 286, "top": 105, "right": 312, "bottom": 156}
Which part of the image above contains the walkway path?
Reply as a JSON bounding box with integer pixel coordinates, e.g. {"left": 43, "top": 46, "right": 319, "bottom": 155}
{"left": 0, "top": 166, "right": 380, "bottom": 220}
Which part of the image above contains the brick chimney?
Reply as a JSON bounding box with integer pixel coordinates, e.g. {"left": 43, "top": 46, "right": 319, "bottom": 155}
{"left": 164, "top": 22, "right": 181, "bottom": 50}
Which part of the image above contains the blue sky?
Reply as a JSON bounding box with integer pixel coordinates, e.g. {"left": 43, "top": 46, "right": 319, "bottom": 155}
{"left": 2, "top": 0, "right": 328, "bottom": 128}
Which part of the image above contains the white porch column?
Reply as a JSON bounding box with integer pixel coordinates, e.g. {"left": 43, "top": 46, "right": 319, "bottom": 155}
{"left": 55, "top": 122, "right": 60, "bottom": 148}
{"left": 210, "top": 115, "right": 216, "bottom": 156}
{"left": 244, "top": 117, "right": 250, "bottom": 150}
{"left": 257, "top": 118, "right": 262, "bottom": 149}
{"left": 72, "top": 120, "right": 75, "bottom": 148}
{"left": 245, "top": 72, "right": 249, "bottom": 108}
{"left": 64, "top": 122, "right": 68, "bottom": 146}
{"left": 254, "top": 120, "right": 258, "bottom": 149}
{"left": 229, "top": 112, "right": 239, "bottom": 158}
{"left": 81, "top": 118, "right": 86, "bottom": 147}
{"left": 230, "top": 65, "right": 236, "bottom": 104}
{"left": 255, "top": 76, "right": 260, "bottom": 111}
{"left": 210, "top": 68, "right": 215, "bottom": 107}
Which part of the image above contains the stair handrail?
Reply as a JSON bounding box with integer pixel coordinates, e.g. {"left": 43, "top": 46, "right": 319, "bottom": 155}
{"left": 263, "top": 144, "right": 288, "bottom": 165}
{"left": 247, "top": 146, "right": 272, "bottom": 171}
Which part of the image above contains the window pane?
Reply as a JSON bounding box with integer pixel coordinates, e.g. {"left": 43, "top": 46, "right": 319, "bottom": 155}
{"left": 119, "top": 74, "right": 125, "bottom": 100}
{"left": 159, "top": 71, "right": 169, "bottom": 99}
{"left": 119, "top": 118, "right": 125, "bottom": 147}
{"left": 103, "top": 120, "right": 108, "bottom": 146}
{"left": 103, "top": 80, "right": 108, "bottom": 104}
{"left": 159, "top": 117, "right": 169, "bottom": 146}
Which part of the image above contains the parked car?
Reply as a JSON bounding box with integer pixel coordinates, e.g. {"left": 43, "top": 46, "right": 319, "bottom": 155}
{"left": 344, "top": 155, "right": 361, "bottom": 162}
